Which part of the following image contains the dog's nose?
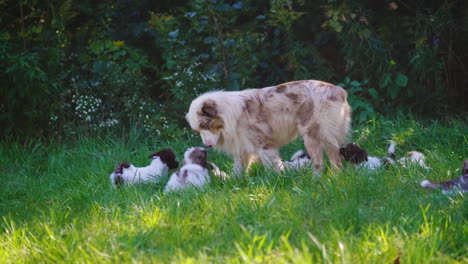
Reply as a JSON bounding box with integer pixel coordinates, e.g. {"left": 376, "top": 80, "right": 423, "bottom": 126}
{"left": 205, "top": 143, "right": 212, "bottom": 148}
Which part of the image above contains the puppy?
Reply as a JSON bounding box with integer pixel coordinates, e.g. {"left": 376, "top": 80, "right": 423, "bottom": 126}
{"left": 339, "top": 143, "right": 394, "bottom": 170}
{"left": 421, "top": 160, "right": 468, "bottom": 194}
{"left": 282, "top": 150, "right": 312, "bottom": 169}
{"left": 186, "top": 80, "right": 351, "bottom": 175}
{"left": 164, "top": 147, "right": 211, "bottom": 193}
{"left": 110, "top": 149, "right": 179, "bottom": 187}
{"left": 339, "top": 141, "right": 429, "bottom": 170}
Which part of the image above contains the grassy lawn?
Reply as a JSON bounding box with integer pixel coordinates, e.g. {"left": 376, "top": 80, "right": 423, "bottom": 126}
{"left": 1, "top": 117, "right": 467, "bottom": 263}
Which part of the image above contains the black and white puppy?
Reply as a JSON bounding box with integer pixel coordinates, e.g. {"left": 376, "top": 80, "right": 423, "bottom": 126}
{"left": 282, "top": 150, "right": 312, "bottom": 169}
{"left": 110, "top": 149, "right": 179, "bottom": 187}
{"left": 164, "top": 147, "right": 211, "bottom": 193}
{"left": 421, "top": 160, "right": 468, "bottom": 194}
{"left": 339, "top": 141, "right": 429, "bottom": 170}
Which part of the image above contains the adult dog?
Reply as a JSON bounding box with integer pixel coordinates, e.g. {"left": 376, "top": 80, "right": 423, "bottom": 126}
{"left": 186, "top": 80, "right": 351, "bottom": 174}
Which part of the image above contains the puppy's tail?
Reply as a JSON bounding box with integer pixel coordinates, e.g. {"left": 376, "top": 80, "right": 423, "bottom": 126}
{"left": 388, "top": 141, "right": 397, "bottom": 161}
{"left": 420, "top": 180, "right": 438, "bottom": 189}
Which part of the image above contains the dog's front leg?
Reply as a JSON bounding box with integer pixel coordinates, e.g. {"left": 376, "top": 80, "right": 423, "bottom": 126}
{"left": 257, "top": 149, "right": 283, "bottom": 171}
{"left": 233, "top": 153, "right": 255, "bottom": 176}
{"left": 233, "top": 157, "right": 244, "bottom": 177}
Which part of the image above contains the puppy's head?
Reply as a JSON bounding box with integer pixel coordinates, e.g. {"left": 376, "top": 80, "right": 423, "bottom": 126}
{"left": 183, "top": 147, "right": 208, "bottom": 168}
{"left": 112, "top": 162, "right": 131, "bottom": 186}
{"left": 186, "top": 96, "right": 225, "bottom": 148}
{"left": 339, "top": 143, "right": 368, "bottom": 164}
{"left": 149, "top": 149, "right": 179, "bottom": 170}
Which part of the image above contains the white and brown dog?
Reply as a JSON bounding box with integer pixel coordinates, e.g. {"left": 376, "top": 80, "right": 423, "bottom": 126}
{"left": 164, "top": 147, "right": 211, "bottom": 193}
{"left": 186, "top": 80, "right": 351, "bottom": 174}
{"left": 339, "top": 141, "right": 429, "bottom": 170}
{"left": 110, "top": 149, "right": 179, "bottom": 187}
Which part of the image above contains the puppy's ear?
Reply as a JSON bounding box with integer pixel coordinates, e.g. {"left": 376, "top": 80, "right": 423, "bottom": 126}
{"left": 201, "top": 100, "right": 218, "bottom": 117}
{"left": 150, "top": 149, "right": 179, "bottom": 170}
{"left": 177, "top": 170, "right": 188, "bottom": 180}
{"left": 114, "top": 175, "right": 125, "bottom": 187}
{"left": 114, "top": 162, "right": 131, "bottom": 174}
{"left": 339, "top": 147, "right": 346, "bottom": 156}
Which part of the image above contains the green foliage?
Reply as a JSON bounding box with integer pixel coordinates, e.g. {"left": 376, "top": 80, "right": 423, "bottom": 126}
{"left": 338, "top": 77, "right": 376, "bottom": 122}
{"left": 1, "top": 0, "right": 467, "bottom": 137}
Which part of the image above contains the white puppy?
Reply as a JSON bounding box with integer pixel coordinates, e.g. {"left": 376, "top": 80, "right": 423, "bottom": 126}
{"left": 283, "top": 150, "right": 312, "bottom": 169}
{"left": 110, "top": 149, "right": 179, "bottom": 187}
{"left": 164, "top": 147, "right": 211, "bottom": 193}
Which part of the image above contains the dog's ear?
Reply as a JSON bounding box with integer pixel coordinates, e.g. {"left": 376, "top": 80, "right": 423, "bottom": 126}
{"left": 114, "top": 175, "right": 125, "bottom": 187}
{"left": 345, "top": 143, "right": 368, "bottom": 164}
{"left": 201, "top": 100, "right": 218, "bottom": 117}
{"left": 114, "top": 162, "right": 131, "bottom": 174}
{"left": 150, "top": 149, "right": 179, "bottom": 170}
{"left": 177, "top": 170, "right": 188, "bottom": 180}
{"left": 339, "top": 147, "right": 346, "bottom": 157}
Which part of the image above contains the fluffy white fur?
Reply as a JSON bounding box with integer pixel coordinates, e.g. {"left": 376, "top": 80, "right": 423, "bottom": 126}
{"left": 164, "top": 163, "right": 211, "bottom": 193}
{"left": 283, "top": 150, "right": 312, "bottom": 169}
{"left": 164, "top": 147, "right": 211, "bottom": 193}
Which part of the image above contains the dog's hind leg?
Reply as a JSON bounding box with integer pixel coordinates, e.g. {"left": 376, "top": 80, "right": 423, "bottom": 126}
{"left": 303, "top": 138, "right": 324, "bottom": 174}
{"left": 300, "top": 123, "right": 324, "bottom": 174}
{"left": 324, "top": 142, "right": 342, "bottom": 171}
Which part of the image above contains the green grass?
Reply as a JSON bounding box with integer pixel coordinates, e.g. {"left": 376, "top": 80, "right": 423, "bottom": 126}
{"left": 1, "top": 117, "right": 467, "bottom": 263}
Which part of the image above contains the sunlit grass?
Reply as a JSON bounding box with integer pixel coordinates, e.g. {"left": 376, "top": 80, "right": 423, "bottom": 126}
{"left": 1, "top": 116, "right": 467, "bottom": 263}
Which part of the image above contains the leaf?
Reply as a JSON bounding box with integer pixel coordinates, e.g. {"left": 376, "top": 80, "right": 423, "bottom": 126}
{"left": 89, "top": 41, "right": 104, "bottom": 54}
{"left": 203, "top": 36, "right": 217, "bottom": 44}
{"left": 395, "top": 73, "right": 408, "bottom": 87}
{"left": 379, "top": 73, "right": 391, "bottom": 88}
{"left": 344, "top": 76, "right": 350, "bottom": 84}
{"left": 389, "top": 84, "right": 400, "bottom": 99}
{"left": 350, "top": 80, "right": 361, "bottom": 87}
{"left": 368, "top": 88, "right": 379, "bottom": 100}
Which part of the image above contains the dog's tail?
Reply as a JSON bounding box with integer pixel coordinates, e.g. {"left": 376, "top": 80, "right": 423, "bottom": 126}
{"left": 388, "top": 141, "right": 397, "bottom": 161}
{"left": 420, "top": 180, "right": 439, "bottom": 189}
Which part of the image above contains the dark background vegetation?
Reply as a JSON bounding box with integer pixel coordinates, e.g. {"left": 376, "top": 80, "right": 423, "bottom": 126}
{"left": 1, "top": 0, "right": 467, "bottom": 138}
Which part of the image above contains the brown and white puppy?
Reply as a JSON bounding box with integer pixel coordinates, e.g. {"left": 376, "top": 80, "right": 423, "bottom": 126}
{"left": 164, "top": 147, "right": 211, "bottom": 193}
{"left": 339, "top": 141, "right": 429, "bottom": 170}
{"left": 421, "top": 160, "right": 468, "bottom": 194}
{"left": 110, "top": 149, "right": 179, "bottom": 187}
{"left": 186, "top": 80, "right": 351, "bottom": 174}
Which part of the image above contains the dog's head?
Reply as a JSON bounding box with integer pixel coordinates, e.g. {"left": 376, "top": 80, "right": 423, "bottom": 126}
{"left": 186, "top": 95, "right": 225, "bottom": 148}
{"left": 339, "top": 143, "right": 368, "bottom": 164}
{"left": 183, "top": 147, "right": 208, "bottom": 168}
{"left": 148, "top": 149, "right": 179, "bottom": 170}
{"left": 112, "top": 162, "right": 131, "bottom": 186}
